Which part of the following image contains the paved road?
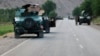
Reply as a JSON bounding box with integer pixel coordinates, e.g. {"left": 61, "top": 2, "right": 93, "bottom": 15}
{"left": 1, "top": 18, "right": 100, "bottom": 56}
{"left": 1, "top": 0, "right": 100, "bottom": 56}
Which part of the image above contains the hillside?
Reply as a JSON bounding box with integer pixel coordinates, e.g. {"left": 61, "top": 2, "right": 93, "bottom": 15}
{"left": 0, "top": 0, "right": 83, "bottom": 16}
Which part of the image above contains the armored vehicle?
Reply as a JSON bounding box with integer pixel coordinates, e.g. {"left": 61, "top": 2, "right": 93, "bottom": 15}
{"left": 13, "top": 8, "right": 44, "bottom": 38}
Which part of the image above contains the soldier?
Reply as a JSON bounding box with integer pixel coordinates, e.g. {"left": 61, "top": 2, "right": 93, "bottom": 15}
{"left": 75, "top": 16, "right": 79, "bottom": 25}
{"left": 21, "top": 4, "right": 34, "bottom": 16}
{"left": 34, "top": 4, "right": 45, "bottom": 16}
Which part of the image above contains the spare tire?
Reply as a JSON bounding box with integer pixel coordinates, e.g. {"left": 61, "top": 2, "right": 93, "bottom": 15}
{"left": 22, "top": 18, "right": 37, "bottom": 30}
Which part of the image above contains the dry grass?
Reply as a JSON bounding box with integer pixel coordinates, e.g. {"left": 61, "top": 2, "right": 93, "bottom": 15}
{"left": 92, "top": 17, "right": 100, "bottom": 25}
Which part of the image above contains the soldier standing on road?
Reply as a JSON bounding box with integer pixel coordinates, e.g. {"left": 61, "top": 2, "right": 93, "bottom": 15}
{"left": 75, "top": 16, "right": 79, "bottom": 25}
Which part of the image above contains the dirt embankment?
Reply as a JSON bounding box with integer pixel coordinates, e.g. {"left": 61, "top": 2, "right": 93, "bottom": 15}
{"left": 0, "top": 32, "right": 14, "bottom": 39}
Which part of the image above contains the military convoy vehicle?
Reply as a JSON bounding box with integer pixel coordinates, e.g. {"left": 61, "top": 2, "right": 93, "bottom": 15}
{"left": 75, "top": 10, "right": 92, "bottom": 25}
{"left": 13, "top": 4, "right": 56, "bottom": 38}
{"left": 13, "top": 8, "right": 44, "bottom": 38}
{"left": 79, "top": 15, "right": 92, "bottom": 25}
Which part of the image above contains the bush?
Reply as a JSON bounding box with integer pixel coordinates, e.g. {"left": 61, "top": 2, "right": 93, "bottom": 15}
{"left": 0, "top": 9, "right": 16, "bottom": 22}
{"left": 48, "top": 10, "right": 57, "bottom": 18}
{"left": 92, "top": 17, "right": 100, "bottom": 24}
{"left": 92, "top": 0, "right": 100, "bottom": 16}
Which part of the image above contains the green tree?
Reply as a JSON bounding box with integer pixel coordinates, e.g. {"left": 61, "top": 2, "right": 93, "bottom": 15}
{"left": 72, "top": 7, "right": 80, "bottom": 16}
{"left": 80, "top": 0, "right": 92, "bottom": 16}
{"left": 42, "top": 0, "right": 56, "bottom": 15}
{"left": 91, "top": 0, "right": 100, "bottom": 16}
{"left": 48, "top": 10, "right": 57, "bottom": 18}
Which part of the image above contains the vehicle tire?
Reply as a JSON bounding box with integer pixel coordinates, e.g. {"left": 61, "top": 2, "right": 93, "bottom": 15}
{"left": 87, "top": 22, "right": 91, "bottom": 25}
{"left": 15, "top": 33, "right": 20, "bottom": 38}
{"left": 37, "top": 31, "right": 44, "bottom": 38}
{"left": 79, "top": 22, "right": 82, "bottom": 25}
{"left": 45, "top": 27, "right": 50, "bottom": 33}
{"left": 75, "top": 21, "right": 78, "bottom": 25}
{"left": 14, "top": 27, "right": 20, "bottom": 38}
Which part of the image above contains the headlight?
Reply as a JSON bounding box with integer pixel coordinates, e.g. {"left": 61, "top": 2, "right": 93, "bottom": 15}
{"left": 15, "top": 17, "right": 20, "bottom": 21}
{"left": 14, "top": 17, "right": 24, "bottom": 21}
{"left": 80, "top": 16, "right": 84, "bottom": 19}
{"left": 87, "top": 16, "right": 91, "bottom": 19}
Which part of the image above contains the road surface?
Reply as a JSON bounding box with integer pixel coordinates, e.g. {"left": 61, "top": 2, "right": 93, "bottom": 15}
{"left": 1, "top": 0, "right": 100, "bottom": 56}
{"left": 1, "top": 18, "right": 100, "bottom": 56}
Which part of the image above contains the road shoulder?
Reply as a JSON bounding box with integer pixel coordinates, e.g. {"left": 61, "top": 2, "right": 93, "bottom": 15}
{"left": 91, "top": 24, "right": 100, "bottom": 31}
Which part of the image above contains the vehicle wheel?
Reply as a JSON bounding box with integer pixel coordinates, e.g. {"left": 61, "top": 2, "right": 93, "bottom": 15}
{"left": 15, "top": 33, "right": 20, "bottom": 38}
{"left": 45, "top": 28, "right": 50, "bottom": 33}
{"left": 14, "top": 29, "right": 20, "bottom": 38}
{"left": 37, "top": 31, "right": 44, "bottom": 38}
{"left": 79, "top": 22, "right": 82, "bottom": 25}
{"left": 87, "top": 22, "right": 91, "bottom": 25}
{"left": 75, "top": 21, "right": 78, "bottom": 25}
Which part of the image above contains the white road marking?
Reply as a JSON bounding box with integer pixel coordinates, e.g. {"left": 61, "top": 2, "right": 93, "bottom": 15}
{"left": 79, "top": 44, "right": 84, "bottom": 49}
{"left": 76, "top": 38, "right": 79, "bottom": 41}
{"left": 0, "top": 39, "right": 30, "bottom": 56}
{"left": 73, "top": 34, "right": 76, "bottom": 37}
